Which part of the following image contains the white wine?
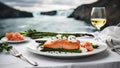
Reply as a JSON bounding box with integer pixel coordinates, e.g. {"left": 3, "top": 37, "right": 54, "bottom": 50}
{"left": 91, "top": 18, "right": 106, "bottom": 29}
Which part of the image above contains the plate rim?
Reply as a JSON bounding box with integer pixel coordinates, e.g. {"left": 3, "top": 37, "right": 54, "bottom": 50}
{"left": 1, "top": 37, "right": 30, "bottom": 43}
{"left": 27, "top": 39, "right": 108, "bottom": 57}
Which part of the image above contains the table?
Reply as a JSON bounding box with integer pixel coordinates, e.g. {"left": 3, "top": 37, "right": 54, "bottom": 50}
{"left": 0, "top": 39, "right": 120, "bottom": 68}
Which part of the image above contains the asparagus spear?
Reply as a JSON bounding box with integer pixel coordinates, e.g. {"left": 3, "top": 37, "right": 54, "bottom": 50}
{"left": 20, "top": 29, "right": 94, "bottom": 39}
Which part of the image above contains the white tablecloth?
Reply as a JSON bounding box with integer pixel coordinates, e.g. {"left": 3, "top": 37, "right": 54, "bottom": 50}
{"left": 0, "top": 39, "right": 120, "bottom": 68}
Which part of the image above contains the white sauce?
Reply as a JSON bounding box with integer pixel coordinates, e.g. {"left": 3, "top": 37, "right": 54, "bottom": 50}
{"left": 68, "top": 35, "right": 77, "bottom": 42}
{"left": 80, "top": 47, "right": 88, "bottom": 53}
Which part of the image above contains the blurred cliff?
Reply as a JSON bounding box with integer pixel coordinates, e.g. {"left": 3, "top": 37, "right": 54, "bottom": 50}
{"left": 68, "top": 0, "right": 120, "bottom": 29}
{"left": 0, "top": 2, "right": 33, "bottom": 18}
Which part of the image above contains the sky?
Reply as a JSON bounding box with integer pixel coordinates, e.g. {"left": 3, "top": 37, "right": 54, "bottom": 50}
{"left": 0, "top": 0, "right": 97, "bottom": 11}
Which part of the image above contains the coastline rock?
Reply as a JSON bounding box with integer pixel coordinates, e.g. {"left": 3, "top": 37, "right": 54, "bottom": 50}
{"left": 68, "top": 0, "right": 120, "bottom": 29}
{"left": 40, "top": 10, "right": 57, "bottom": 16}
{"left": 0, "top": 2, "right": 33, "bottom": 18}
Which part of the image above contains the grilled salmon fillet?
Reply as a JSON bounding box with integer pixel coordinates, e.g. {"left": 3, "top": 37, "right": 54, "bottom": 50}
{"left": 43, "top": 40, "right": 80, "bottom": 50}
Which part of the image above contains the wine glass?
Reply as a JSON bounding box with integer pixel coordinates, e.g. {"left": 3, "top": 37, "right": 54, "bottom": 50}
{"left": 91, "top": 7, "right": 106, "bottom": 31}
{"left": 91, "top": 7, "right": 106, "bottom": 41}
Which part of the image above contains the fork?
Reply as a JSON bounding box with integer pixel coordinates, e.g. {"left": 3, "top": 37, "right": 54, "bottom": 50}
{"left": 9, "top": 48, "right": 38, "bottom": 66}
{"left": 106, "top": 39, "right": 120, "bottom": 55}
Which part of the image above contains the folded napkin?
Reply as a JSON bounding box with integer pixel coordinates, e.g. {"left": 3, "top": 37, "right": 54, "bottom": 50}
{"left": 99, "top": 26, "right": 120, "bottom": 51}
{"left": 99, "top": 26, "right": 120, "bottom": 42}
{"left": 111, "top": 38, "right": 120, "bottom": 45}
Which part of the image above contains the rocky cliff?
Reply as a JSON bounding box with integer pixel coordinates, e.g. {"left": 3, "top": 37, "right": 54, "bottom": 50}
{"left": 0, "top": 2, "right": 33, "bottom": 18}
{"left": 68, "top": 0, "right": 120, "bottom": 29}
{"left": 40, "top": 10, "right": 57, "bottom": 16}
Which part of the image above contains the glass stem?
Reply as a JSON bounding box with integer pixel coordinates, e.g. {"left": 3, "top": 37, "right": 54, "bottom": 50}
{"left": 94, "top": 28, "right": 101, "bottom": 41}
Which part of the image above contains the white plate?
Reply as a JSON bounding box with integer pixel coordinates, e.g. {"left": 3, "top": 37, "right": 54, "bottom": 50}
{"left": 27, "top": 39, "right": 107, "bottom": 57}
{"left": 1, "top": 37, "right": 30, "bottom": 43}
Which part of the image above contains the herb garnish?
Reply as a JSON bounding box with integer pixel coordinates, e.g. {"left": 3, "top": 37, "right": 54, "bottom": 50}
{"left": 0, "top": 42, "right": 12, "bottom": 52}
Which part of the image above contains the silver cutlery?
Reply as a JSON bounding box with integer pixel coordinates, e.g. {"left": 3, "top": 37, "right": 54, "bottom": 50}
{"left": 106, "top": 39, "right": 120, "bottom": 55}
{"left": 9, "top": 48, "right": 38, "bottom": 66}
{"left": 111, "top": 39, "right": 120, "bottom": 45}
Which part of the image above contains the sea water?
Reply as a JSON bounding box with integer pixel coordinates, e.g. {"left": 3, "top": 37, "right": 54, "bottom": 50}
{"left": 0, "top": 15, "right": 95, "bottom": 35}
